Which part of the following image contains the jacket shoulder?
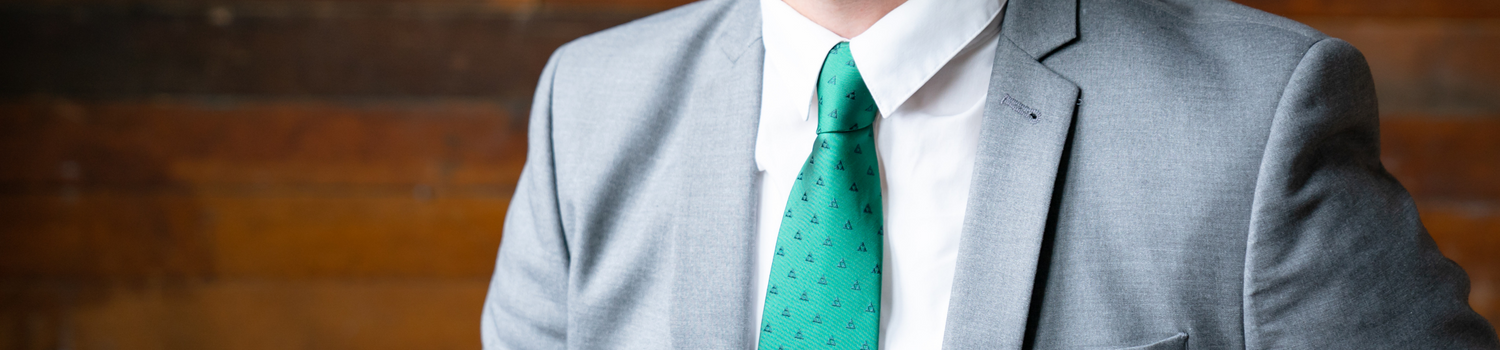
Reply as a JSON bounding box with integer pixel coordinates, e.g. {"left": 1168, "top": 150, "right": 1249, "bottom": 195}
{"left": 1140, "top": 0, "right": 1323, "bottom": 38}
{"left": 1079, "top": 0, "right": 1330, "bottom": 50}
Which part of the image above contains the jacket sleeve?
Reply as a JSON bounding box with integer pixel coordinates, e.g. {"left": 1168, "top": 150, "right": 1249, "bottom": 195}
{"left": 1242, "top": 37, "right": 1499, "bottom": 348}
{"left": 481, "top": 47, "right": 571, "bottom": 350}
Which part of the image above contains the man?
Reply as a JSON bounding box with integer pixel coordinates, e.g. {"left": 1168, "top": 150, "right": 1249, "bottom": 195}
{"left": 481, "top": 0, "right": 1500, "bottom": 348}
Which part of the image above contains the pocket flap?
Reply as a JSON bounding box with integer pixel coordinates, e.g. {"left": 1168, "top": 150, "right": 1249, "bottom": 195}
{"left": 1112, "top": 333, "right": 1188, "bottom": 350}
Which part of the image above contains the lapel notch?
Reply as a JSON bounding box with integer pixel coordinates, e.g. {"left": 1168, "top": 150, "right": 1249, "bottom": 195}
{"left": 716, "top": 0, "right": 763, "bottom": 63}
{"left": 1000, "top": 0, "right": 1078, "bottom": 60}
{"left": 943, "top": 0, "right": 1080, "bottom": 348}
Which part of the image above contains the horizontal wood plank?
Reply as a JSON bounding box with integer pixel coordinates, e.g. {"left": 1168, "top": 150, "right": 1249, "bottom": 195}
{"left": 0, "top": 100, "right": 522, "bottom": 280}
{"left": 0, "top": 5, "right": 631, "bottom": 98}
{"left": 206, "top": 194, "right": 510, "bottom": 279}
{"left": 0, "top": 191, "right": 511, "bottom": 280}
{"left": 1381, "top": 117, "right": 1500, "bottom": 200}
{"left": 0, "top": 279, "right": 488, "bottom": 350}
{"left": 0, "top": 99, "right": 528, "bottom": 187}
{"left": 0, "top": 193, "right": 214, "bottom": 280}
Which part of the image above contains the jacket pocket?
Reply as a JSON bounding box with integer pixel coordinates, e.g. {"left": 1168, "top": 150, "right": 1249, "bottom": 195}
{"left": 1111, "top": 333, "right": 1188, "bottom": 350}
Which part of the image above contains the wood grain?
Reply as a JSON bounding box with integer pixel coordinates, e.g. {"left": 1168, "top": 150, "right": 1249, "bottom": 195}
{"left": 0, "top": 4, "right": 630, "bottom": 98}
{"left": 0, "top": 99, "right": 525, "bottom": 280}
{"left": 1, "top": 280, "right": 488, "bottom": 350}
{"left": 0, "top": 99, "right": 527, "bottom": 186}
{"left": 1381, "top": 117, "right": 1500, "bottom": 200}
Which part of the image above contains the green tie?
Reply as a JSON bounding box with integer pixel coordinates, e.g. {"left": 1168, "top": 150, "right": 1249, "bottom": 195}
{"left": 759, "top": 42, "right": 883, "bottom": 350}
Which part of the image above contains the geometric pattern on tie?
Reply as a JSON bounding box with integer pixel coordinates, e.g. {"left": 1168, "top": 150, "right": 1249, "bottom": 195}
{"left": 759, "top": 41, "right": 884, "bottom": 350}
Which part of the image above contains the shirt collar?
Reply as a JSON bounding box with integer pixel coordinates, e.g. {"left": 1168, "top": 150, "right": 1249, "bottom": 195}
{"left": 761, "top": 0, "right": 1003, "bottom": 120}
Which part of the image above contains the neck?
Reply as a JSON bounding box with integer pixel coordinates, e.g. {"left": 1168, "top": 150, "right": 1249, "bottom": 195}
{"left": 782, "top": 0, "right": 906, "bottom": 38}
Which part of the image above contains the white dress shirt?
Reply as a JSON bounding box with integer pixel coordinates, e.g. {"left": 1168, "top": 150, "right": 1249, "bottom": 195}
{"left": 751, "top": 0, "right": 1003, "bottom": 348}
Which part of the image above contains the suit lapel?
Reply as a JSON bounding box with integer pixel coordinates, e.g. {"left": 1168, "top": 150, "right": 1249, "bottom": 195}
{"left": 943, "top": 0, "right": 1079, "bottom": 348}
{"left": 669, "top": 0, "right": 763, "bottom": 348}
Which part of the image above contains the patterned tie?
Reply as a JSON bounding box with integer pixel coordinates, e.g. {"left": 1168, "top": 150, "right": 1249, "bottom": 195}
{"left": 759, "top": 42, "right": 883, "bottom": 350}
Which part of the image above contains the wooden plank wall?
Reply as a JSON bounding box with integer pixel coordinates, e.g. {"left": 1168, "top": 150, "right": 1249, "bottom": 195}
{"left": 0, "top": 0, "right": 1496, "bottom": 348}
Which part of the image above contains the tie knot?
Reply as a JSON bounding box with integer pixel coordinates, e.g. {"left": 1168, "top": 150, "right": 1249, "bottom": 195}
{"left": 816, "top": 42, "right": 878, "bottom": 134}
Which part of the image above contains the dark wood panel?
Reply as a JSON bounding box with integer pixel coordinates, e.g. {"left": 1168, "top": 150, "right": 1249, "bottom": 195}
{"left": 0, "top": 280, "right": 487, "bottom": 350}
{"left": 0, "top": 99, "right": 524, "bottom": 280}
{"left": 0, "top": 99, "right": 528, "bottom": 187}
{"left": 0, "top": 193, "right": 214, "bottom": 281}
{"left": 1381, "top": 117, "right": 1500, "bottom": 200}
{"left": 0, "top": 192, "right": 510, "bottom": 279}
{"left": 0, "top": 3, "right": 631, "bottom": 97}
{"left": 206, "top": 194, "right": 510, "bottom": 279}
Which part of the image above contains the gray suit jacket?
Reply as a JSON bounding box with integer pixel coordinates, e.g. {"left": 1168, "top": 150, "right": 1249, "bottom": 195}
{"left": 481, "top": 0, "right": 1500, "bottom": 348}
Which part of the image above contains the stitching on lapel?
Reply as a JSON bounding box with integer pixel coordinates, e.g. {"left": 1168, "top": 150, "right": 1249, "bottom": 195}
{"left": 1002, "top": 94, "right": 1043, "bottom": 124}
